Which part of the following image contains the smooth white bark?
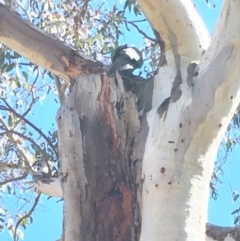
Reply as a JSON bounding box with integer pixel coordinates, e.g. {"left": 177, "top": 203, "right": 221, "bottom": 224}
{"left": 1, "top": 0, "right": 240, "bottom": 239}
{"left": 138, "top": 0, "right": 240, "bottom": 240}
{"left": 137, "top": 0, "right": 209, "bottom": 60}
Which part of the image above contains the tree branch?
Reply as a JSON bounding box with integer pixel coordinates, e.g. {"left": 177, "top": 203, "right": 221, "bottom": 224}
{"left": 0, "top": 115, "right": 32, "bottom": 167}
{"left": 1, "top": 129, "right": 47, "bottom": 158}
{"left": 14, "top": 193, "right": 41, "bottom": 241}
{"left": 0, "top": 3, "right": 105, "bottom": 81}
{"left": 124, "top": 19, "right": 158, "bottom": 43}
{"left": 15, "top": 0, "right": 32, "bottom": 22}
{"left": 0, "top": 172, "right": 28, "bottom": 185}
{"left": 137, "top": 0, "right": 209, "bottom": 60}
{"left": 0, "top": 99, "right": 58, "bottom": 158}
{"left": 14, "top": 96, "right": 39, "bottom": 128}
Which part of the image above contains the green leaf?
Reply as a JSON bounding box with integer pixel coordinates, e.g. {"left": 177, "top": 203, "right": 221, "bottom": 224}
{"left": 8, "top": 114, "right": 13, "bottom": 126}
{"left": 124, "top": 0, "right": 129, "bottom": 10}
{"left": 226, "top": 139, "right": 232, "bottom": 150}
{"left": 15, "top": 77, "right": 21, "bottom": 88}
{"left": 22, "top": 71, "right": 28, "bottom": 82}
{"left": 0, "top": 52, "right": 4, "bottom": 67}
{"left": 5, "top": 63, "right": 15, "bottom": 72}
{"left": 21, "top": 224, "right": 26, "bottom": 229}
{"left": 1, "top": 63, "right": 8, "bottom": 72}
{"left": 5, "top": 52, "right": 11, "bottom": 61}
{"left": 8, "top": 225, "right": 13, "bottom": 230}
{"left": 13, "top": 52, "right": 21, "bottom": 59}
{"left": 133, "top": 5, "right": 142, "bottom": 15}
{"left": 231, "top": 209, "right": 240, "bottom": 215}
{"left": 233, "top": 193, "right": 240, "bottom": 203}
{"left": 7, "top": 185, "right": 11, "bottom": 195}
{"left": 0, "top": 225, "right": 4, "bottom": 231}
{"left": 234, "top": 216, "right": 240, "bottom": 225}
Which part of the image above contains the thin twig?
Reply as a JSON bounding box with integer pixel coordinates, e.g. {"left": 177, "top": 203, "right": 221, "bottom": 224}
{"left": 1, "top": 129, "right": 48, "bottom": 158}
{"left": 123, "top": 20, "right": 158, "bottom": 43}
{"left": 0, "top": 172, "right": 28, "bottom": 185}
{"left": 0, "top": 104, "right": 54, "bottom": 174}
{"left": 81, "top": 0, "right": 91, "bottom": 20}
{"left": 54, "top": 75, "right": 68, "bottom": 106}
{"left": 0, "top": 115, "right": 31, "bottom": 167}
{"left": 14, "top": 97, "right": 39, "bottom": 128}
{"left": 15, "top": 0, "right": 32, "bottom": 22}
{"left": 128, "top": 19, "right": 147, "bottom": 23}
{"left": 14, "top": 193, "right": 41, "bottom": 241}
{"left": 28, "top": 67, "right": 39, "bottom": 96}
{"left": 0, "top": 99, "right": 58, "bottom": 158}
{"left": 1, "top": 124, "right": 53, "bottom": 176}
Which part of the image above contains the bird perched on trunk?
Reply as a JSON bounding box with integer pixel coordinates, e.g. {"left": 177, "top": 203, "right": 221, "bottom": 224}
{"left": 109, "top": 44, "right": 143, "bottom": 75}
{"left": 32, "top": 171, "right": 63, "bottom": 197}
{"left": 30, "top": 161, "right": 63, "bottom": 197}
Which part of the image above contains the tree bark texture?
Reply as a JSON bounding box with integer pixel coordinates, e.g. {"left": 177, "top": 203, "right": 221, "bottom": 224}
{"left": 2, "top": 0, "right": 240, "bottom": 240}
{"left": 0, "top": 2, "right": 104, "bottom": 81}
{"left": 57, "top": 73, "right": 148, "bottom": 240}
{"left": 57, "top": 0, "right": 240, "bottom": 240}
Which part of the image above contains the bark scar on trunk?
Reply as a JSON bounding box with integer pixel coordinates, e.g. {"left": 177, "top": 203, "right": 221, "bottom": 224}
{"left": 97, "top": 74, "right": 121, "bottom": 154}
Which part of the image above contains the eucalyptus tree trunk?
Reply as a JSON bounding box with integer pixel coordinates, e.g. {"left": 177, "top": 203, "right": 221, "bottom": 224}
{"left": 57, "top": 0, "right": 240, "bottom": 240}
{"left": 1, "top": 0, "right": 240, "bottom": 240}
{"left": 57, "top": 73, "right": 146, "bottom": 240}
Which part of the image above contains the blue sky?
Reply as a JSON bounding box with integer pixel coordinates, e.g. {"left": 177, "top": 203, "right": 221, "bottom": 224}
{"left": 4, "top": 0, "right": 239, "bottom": 240}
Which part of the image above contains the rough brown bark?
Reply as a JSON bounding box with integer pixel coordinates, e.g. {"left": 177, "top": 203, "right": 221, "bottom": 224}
{"left": 2, "top": 0, "right": 240, "bottom": 240}
{"left": 57, "top": 73, "right": 148, "bottom": 240}
{"left": 206, "top": 224, "right": 240, "bottom": 240}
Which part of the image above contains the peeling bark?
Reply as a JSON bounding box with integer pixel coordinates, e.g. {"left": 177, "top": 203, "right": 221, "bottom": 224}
{"left": 0, "top": 3, "right": 104, "bottom": 81}
{"left": 2, "top": 0, "right": 240, "bottom": 240}
{"left": 57, "top": 74, "right": 147, "bottom": 240}
{"left": 137, "top": 0, "right": 240, "bottom": 240}
{"left": 137, "top": 0, "right": 209, "bottom": 59}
